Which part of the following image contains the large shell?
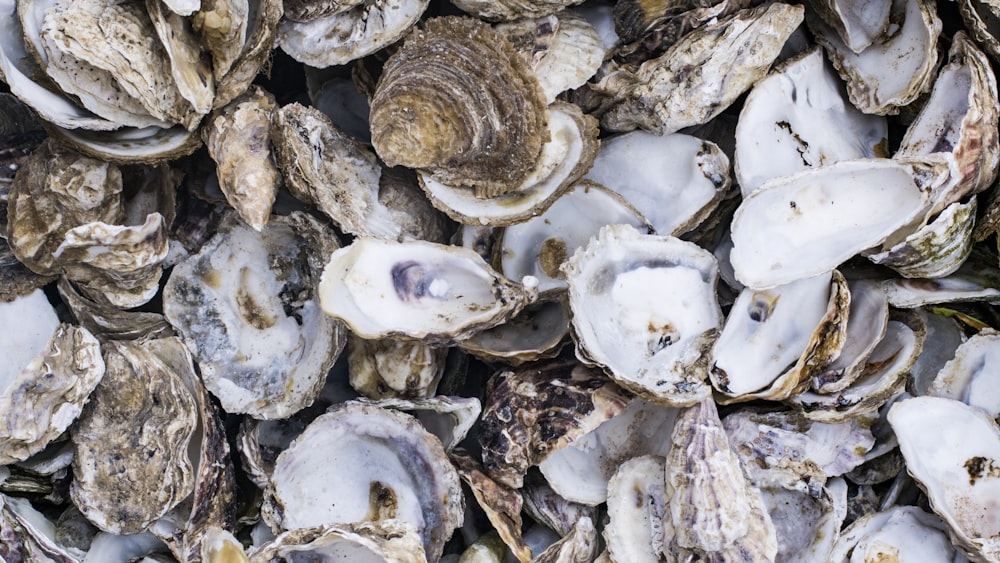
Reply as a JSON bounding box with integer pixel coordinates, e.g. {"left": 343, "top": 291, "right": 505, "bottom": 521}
{"left": 263, "top": 403, "right": 464, "bottom": 562}
{"left": 369, "top": 16, "right": 549, "bottom": 198}
{"left": 70, "top": 339, "right": 198, "bottom": 535}
{"left": 248, "top": 520, "right": 427, "bottom": 563}
{"left": 164, "top": 212, "right": 346, "bottom": 419}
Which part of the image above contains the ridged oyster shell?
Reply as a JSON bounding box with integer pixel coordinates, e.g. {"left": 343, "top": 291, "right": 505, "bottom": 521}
{"left": 370, "top": 16, "right": 549, "bottom": 198}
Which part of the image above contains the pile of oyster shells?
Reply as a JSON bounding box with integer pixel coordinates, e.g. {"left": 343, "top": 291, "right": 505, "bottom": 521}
{"left": 5, "top": 0, "right": 1000, "bottom": 560}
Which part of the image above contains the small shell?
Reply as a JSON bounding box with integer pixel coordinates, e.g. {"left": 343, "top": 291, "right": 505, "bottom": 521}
{"left": 202, "top": 85, "right": 279, "bottom": 231}
{"left": 452, "top": 451, "right": 531, "bottom": 563}
{"left": 248, "top": 520, "right": 427, "bottom": 563}
{"left": 450, "top": 0, "right": 585, "bottom": 21}
{"left": 348, "top": 335, "right": 446, "bottom": 399}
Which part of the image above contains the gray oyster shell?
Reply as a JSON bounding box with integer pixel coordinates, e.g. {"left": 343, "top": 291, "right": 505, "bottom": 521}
{"left": 164, "top": 212, "right": 346, "bottom": 420}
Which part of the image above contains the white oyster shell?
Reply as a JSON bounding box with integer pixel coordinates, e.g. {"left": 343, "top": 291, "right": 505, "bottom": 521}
{"left": 735, "top": 47, "right": 887, "bottom": 196}
{"left": 583, "top": 132, "right": 730, "bottom": 235}
{"left": 890, "top": 396, "right": 1000, "bottom": 561}
{"left": 263, "top": 403, "right": 463, "bottom": 562}
{"left": 829, "top": 505, "right": 961, "bottom": 562}
{"left": 248, "top": 520, "right": 427, "bottom": 563}
{"left": 929, "top": 329, "right": 1000, "bottom": 419}
{"left": 810, "top": 0, "right": 940, "bottom": 115}
{"left": 730, "top": 159, "right": 931, "bottom": 289}
{"left": 603, "top": 455, "right": 668, "bottom": 563}
{"left": 318, "top": 237, "right": 537, "bottom": 345}
{"left": 762, "top": 478, "right": 848, "bottom": 563}
{"left": 562, "top": 224, "right": 721, "bottom": 406}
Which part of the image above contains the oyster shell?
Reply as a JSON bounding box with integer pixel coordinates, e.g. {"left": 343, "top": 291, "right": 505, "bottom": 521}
{"left": 496, "top": 12, "right": 606, "bottom": 103}
{"left": 164, "top": 212, "right": 346, "bottom": 419}
{"left": 478, "top": 360, "right": 630, "bottom": 489}
{"left": 809, "top": 0, "right": 941, "bottom": 115}
{"left": 0, "top": 289, "right": 104, "bottom": 465}
{"left": 451, "top": 451, "right": 531, "bottom": 563}
{"left": 370, "top": 16, "right": 548, "bottom": 198}
{"left": 318, "top": 237, "right": 537, "bottom": 345}
{"left": 71, "top": 339, "right": 198, "bottom": 535}
{"left": 457, "top": 298, "right": 570, "bottom": 366}
{"left": 248, "top": 520, "right": 427, "bottom": 562}
{"left": 812, "top": 279, "right": 889, "bottom": 394}
{"left": 450, "top": 0, "right": 585, "bottom": 21}
{"left": 603, "top": 455, "right": 667, "bottom": 563}
{"left": 809, "top": 0, "right": 891, "bottom": 53}
{"left": 734, "top": 47, "right": 887, "bottom": 196}
{"left": 348, "top": 335, "right": 446, "bottom": 399}
{"left": 202, "top": 85, "right": 279, "bottom": 231}
{"left": 263, "top": 403, "right": 463, "bottom": 562}
{"left": 710, "top": 271, "right": 848, "bottom": 402}
{"left": 563, "top": 224, "right": 722, "bottom": 406}
{"left": 417, "top": 101, "right": 598, "bottom": 227}
{"left": 889, "top": 395, "right": 1000, "bottom": 561}
{"left": 277, "top": 0, "right": 429, "bottom": 67}
{"left": 762, "top": 478, "right": 848, "bottom": 563}
{"left": 928, "top": 329, "right": 1000, "bottom": 418}
{"left": 583, "top": 132, "right": 730, "bottom": 236}
{"left": 730, "top": 159, "right": 931, "bottom": 289}
{"left": 829, "top": 505, "right": 961, "bottom": 562}
{"left": 865, "top": 198, "right": 977, "bottom": 279}
{"left": 598, "top": 3, "right": 804, "bottom": 134}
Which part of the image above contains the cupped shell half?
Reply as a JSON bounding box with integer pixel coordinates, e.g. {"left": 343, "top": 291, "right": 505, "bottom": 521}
{"left": 164, "top": 212, "right": 346, "bottom": 420}
{"left": 262, "top": 402, "right": 463, "bottom": 562}
{"left": 563, "top": 224, "right": 722, "bottom": 406}
{"left": 318, "top": 237, "right": 537, "bottom": 345}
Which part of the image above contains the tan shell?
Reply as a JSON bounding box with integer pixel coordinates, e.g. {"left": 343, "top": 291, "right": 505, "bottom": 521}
{"left": 0, "top": 292, "right": 104, "bottom": 466}
{"left": 54, "top": 213, "right": 170, "bottom": 309}
{"left": 70, "top": 339, "right": 198, "bottom": 535}
{"left": 452, "top": 451, "right": 531, "bottom": 563}
{"left": 193, "top": 0, "right": 248, "bottom": 82}
{"left": 599, "top": 3, "right": 804, "bottom": 133}
{"left": 348, "top": 334, "right": 446, "bottom": 399}
{"left": 370, "top": 16, "right": 549, "bottom": 198}
{"left": 449, "top": 0, "right": 585, "bottom": 21}
{"left": 6, "top": 139, "right": 124, "bottom": 277}
{"left": 272, "top": 103, "right": 408, "bottom": 240}
{"left": 200, "top": 0, "right": 283, "bottom": 109}
{"left": 202, "top": 85, "right": 279, "bottom": 231}
{"left": 39, "top": 0, "right": 198, "bottom": 129}
{"left": 56, "top": 277, "right": 173, "bottom": 342}
{"left": 146, "top": 0, "right": 215, "bottom": 115}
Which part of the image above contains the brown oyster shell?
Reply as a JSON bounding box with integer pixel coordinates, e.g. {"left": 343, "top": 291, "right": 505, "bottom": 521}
{"left": 70, "top": 339, "right": 198, "bottom": 535}
{"left": 248, "top": 520, "right": 426, "bottom": 563}
{"left": 56, "top": 277, "right": 173, "bottom": 342}
{"left": 6, "top": 139, "right": 123, "bottom": 277}
{"left": 201, "top": 0, "right": 283, "bottom": 109}
{"left": 347, "top": 334, "right": 446, "bottom": 399}
{"left": 452, "top": 451, "right": 531, "bottom": 563}
{"left": 478, "top": 359, "right": 631, "bottom": 489}
{"left": 146, "top": 0, "right": 215, "bottom": 116}
{"left": 203, "top": 85, "right": 279, "bottom": 231}
{"left": 370, "top": 16, "right": 549, "bottom": 198}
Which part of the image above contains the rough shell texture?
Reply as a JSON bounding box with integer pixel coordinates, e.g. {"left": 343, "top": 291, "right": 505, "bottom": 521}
{"left": 370, "top": 16, "right": 549, "bottom": 198}
{"left": 450, "top": 0, "right": 585, "bottom": 21}
{"left": 599, "top": 3, "right": 805, "bottom": 133}
{"left": 6, "top": 139, "right": 123, "bottom": 277}
{"left": 0, "top": 293, "right": 104, "bottom": 465}
{"left": 202, "top": 85, "right": 280, "bottom": 231}
{"left": 70, "top": 339, "right": 198, "bottom": 535}
{"left": 348, "top": 335, "right": 446, "bottom": 399}
{"left": 248, "top": 520, "right": 427, "bottom": 563}
{"left": 164, "top": 212, "right": 345, "bottom": 420}
{"left": 452, "top": 452, "right": 531, "bottom": 563}
{"left": 479, "top": 360, "right": 630, "bottom": 489}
